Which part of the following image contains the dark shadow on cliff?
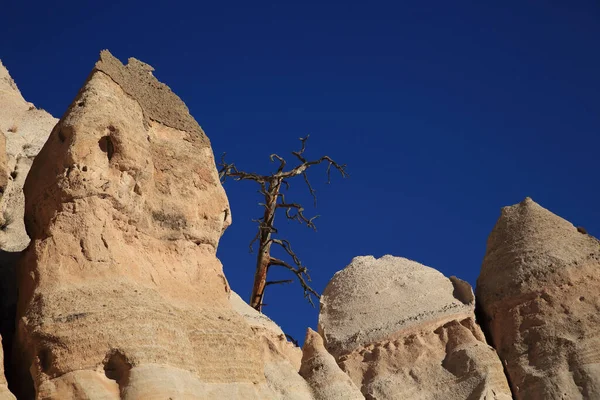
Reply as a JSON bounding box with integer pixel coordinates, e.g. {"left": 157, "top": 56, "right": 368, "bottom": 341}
{"left": 474, "top": 289, "right": 517, "bottom": 399}
{"left": 0, "top": 249, "right": 33, "bottom": 399}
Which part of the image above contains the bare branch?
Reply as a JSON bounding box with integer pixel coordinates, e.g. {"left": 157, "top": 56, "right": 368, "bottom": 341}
{"left": 248, "top": 227, "right": 261, "bottom": 253}
{"left": 291, "top": 135, "right": 309, "bottom": 163}
{"left": 218, "top": 153, "right": 268, "bottom": 183}
{"left": 276, "top": 192, "right": 319, "bottom": 230}
{"left": 303, "top": 171, "right": 317, "bottom": 206}
{"left": 269, "top": 255, "right": 319, "bottom": 307}
{"left": 266, "top": 279, "right": 294, "bottom": 286}
{"left": 270, "top": 153, "right": 286, "bottom": 172}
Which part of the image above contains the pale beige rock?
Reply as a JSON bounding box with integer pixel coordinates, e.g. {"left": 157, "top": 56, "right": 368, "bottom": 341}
{"left": 320, "top": 255, "right": 512, "bottom": 399}
{"left": 12, "top": 51, "right": 308, "bottom": 399}
{"left": 299, "top": 328, "right": 364, "bottom": 400}
{"left": 229, "top": 290, "right": 315, "bottom": 399}
{"left": 478, "top": 197, "right": 600, "bottom": 399}
{"left": 0, "top": 60, "right": 57, "bottom": 251}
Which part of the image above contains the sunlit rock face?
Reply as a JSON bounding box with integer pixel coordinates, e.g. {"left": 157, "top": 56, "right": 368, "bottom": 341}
{"left": 299, "top": 328, "right": 364, "bottom": 400}
{"left": 12, "top": 50, "right": 312, "bottom": 400}
{"left": 319, "top": 255, "right": 512, "bottom": 400}
{"left": 0, "top": 60, "right": 57, "bottom": 252}
{"left": 478, "top": 197, "right": 600, "bottom": 400}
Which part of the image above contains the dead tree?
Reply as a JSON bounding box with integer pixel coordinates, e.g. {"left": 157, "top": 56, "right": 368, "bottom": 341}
{"left": 219, "top": 136, "right": 347, "bottom": 311}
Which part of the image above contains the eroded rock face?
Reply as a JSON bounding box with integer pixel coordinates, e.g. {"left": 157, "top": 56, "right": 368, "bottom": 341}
{"left": 12, "top": 51, "right": 306, "bottom": 399}
{"left": 0, "top": 64, "right": 56, "bottom": 396}
{"left": 0, "top": 60, "right": 57, "bottom": 252}
{"left": 319, "top": 255, "right": 512, "bottom": 399}
{"left": 478, "top": 197, "right": 600, "bottom": 399}
{"left": 299, "top": 328, "right": 364, "bottom": 400}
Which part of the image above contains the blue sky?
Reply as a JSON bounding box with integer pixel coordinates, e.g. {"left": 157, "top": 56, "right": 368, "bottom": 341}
{"left": 2, "top": 1, "right": 599, "bottom": 342}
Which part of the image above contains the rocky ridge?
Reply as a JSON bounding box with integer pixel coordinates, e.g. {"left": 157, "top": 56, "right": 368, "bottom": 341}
{"left": 0, "top": 53, "right": 598, "bottom": 399}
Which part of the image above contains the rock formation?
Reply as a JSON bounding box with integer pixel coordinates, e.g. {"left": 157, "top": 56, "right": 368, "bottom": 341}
{"left": 12, "top": 50, "right": 310, "bottom": 399}
{"left": 0, "top": 62, "right": 57, "bottom": 399}
{"left": 0, "top": 60, "right": 57, "bottom": 252}
{"left": 299, "top": 328, "right": 364, "bottom": 400}
{"left": 319, "top": 255, "right": 512, "bottom": 399}
{"left": 4, "top": 49, "right": 600, "bottom": 400}
{"left": 478, "top": 197, "right": 600, "bottom": 399}
{"left": 0, "top": 336, "right": 15, "bottom": 399}
{"left": 229, "top": 290, "right": 315, "bottom": 399}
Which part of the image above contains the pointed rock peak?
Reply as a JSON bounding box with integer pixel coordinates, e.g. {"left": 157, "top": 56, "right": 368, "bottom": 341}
{"left": 319, "top": 255, "right": 474, "bottom": 358}
{"left": 93, "top": 50, "right": 209, "bottom": 146}
{"left": 478, "top": 198, "right": 600, "bottom": 306}
{"left": 300, "top": 328, "right": 364, "bottom": 400}
{"left": 0, "top": 60, "right": 21, "bottom": 95}
{"left": 302, "top": 328, "right": 324, "bottom": 359}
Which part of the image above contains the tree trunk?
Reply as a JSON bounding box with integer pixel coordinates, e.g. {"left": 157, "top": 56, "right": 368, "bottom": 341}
{"left": 250, "top": 180, "right": 281, "bottom": 310}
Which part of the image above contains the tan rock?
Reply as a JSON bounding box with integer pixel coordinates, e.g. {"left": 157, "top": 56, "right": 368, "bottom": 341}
{"left": 0, "top": 60, "right": 57, "bottom": 251}
{"left": 299, "top": 328, "right": 364, "bottom": 400}
{"left": 0, "top": 335, "right": 16, "bottom": 399}
{"left": 477, "top": 197, "right": 600, "bottom": 399}
{"left": 229, "top": 290, "right": 315, "bottom": 399}
{"left": 319, "top": 255, "right": 512, "bottom": 399}
{"left": 12, "top": 51, "right": 306, "bottom": 399}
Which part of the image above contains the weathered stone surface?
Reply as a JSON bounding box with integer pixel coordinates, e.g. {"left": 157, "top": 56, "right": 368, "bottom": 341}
{"left": 320, "top": 255, "right": 511, "bottom": 399}
{"left": 0, "top": 60, "right": 57, "bottom": 252}
{"left": 299, "top": 328, "right": 364, "bottom": 400}
{"left": 230, "top": 290, "right": 315, "bottom": 400}
{"left": 0, "top": 335, "right": 16, "bottom": 399}
{"left": 12, "top": 51, "right": 308, "bottom": 399}
{"left": 478, "top": 197, "right": 600, "bottom": 399}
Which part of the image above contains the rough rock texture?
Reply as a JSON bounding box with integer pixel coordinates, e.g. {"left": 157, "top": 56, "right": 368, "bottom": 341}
{"left": 229, "top": 291, "right": 315, "bottom": 399}
{"left": 320, "top": 255, "right": 511, "bottom": 399}
{"left": 12, "top": 51, "right": 310, "bottom": 399}
{"left": 299, "top": 328, "right": 364, "bottom": 400}
{"left": 477, "top": 197, "right": 600, "bottom": 399}
{"left": 0, "top": 60, "right": 57, "bottom": 251}
{"left": 0, "top": 335, "right": 15, "bottom": 399}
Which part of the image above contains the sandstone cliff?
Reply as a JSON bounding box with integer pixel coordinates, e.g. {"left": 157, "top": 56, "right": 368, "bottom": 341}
{"left": 319, "top": 255, "right": 512, "bottom": 399}
{"left": 478, "top": 197, "right": 600, "bottom": 399}
{"left": 11, "top": 51, "right": 310, "bottom": 400}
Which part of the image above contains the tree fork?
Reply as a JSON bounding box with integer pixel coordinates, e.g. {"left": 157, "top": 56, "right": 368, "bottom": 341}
{"left": 219, "top": 136, "right": 347, "bottom": 312}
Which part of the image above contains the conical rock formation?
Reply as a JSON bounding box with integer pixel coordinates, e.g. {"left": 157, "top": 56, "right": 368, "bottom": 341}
{"left": 478, "top": 197, "right": 600, "bottom": 399}
{"left": 13, "top": 51, "right": 311, "bottom": 399}
{"left": 319, "top": 255, "right": 512, "bottom": 399}
{"left": 299, "top": 328, "right": 364, "bottom": 400}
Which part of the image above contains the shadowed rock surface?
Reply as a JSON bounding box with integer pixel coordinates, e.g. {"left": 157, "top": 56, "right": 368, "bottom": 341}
{"left": 478, "top": 197, "right": 600, "bottom": 399}
{"left": 319, "top": 255, "right": 512, "bottom": 399}
{"left": 0, "top": 336, "right": 15, "bottom": 399}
